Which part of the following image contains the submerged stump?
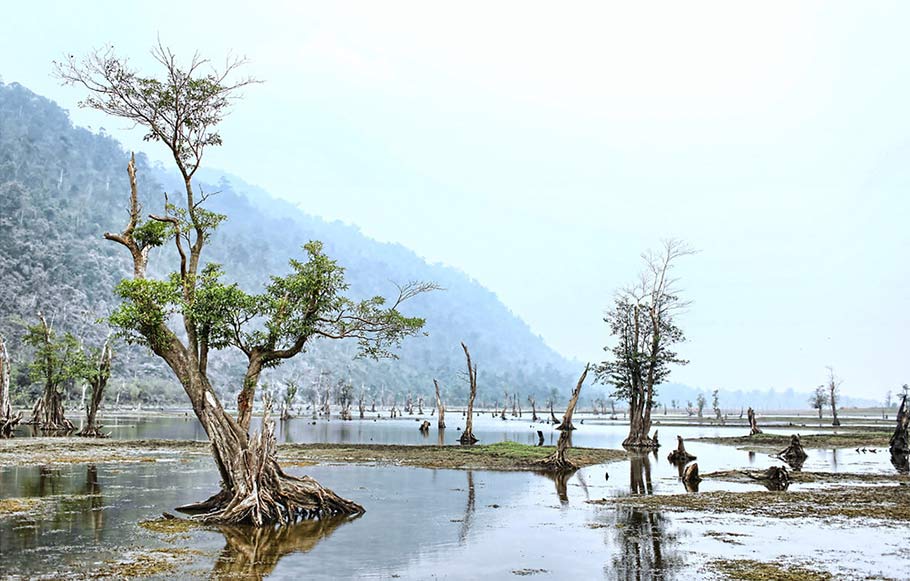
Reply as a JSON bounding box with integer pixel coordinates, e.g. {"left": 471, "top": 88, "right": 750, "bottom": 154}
{"left": 777, "top": 434, "right": 808, "bottom": 470}
{"left": 667, "top": 435, "right": 696, "bottom": 464}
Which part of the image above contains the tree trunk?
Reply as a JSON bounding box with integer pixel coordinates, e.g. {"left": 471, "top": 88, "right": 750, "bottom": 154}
{"left": 529, "top": 398, "right": 538, "bottom": 422}
{"left": 459, "top": 343, "right": 478, "bottom": 445}
{"left": 667, "top": 435, "right": 696, "bottom": 464}
{"left": 434, "top": 379, "right": 446, "bottom": 430}
{"left": 178, "top": 398, "right": 363, "bottom": 524}
{"left": 830, "top": 396, "right": 840, "bottom": 427}
{"left": 538, "top": 366, "right": 588, "bottom": 471}
{"left": 889, "top": 395, "right": 909, "bottom": 472}
{"left": 747, "top": 407, "right": 762, "bottom": 436}
{"left": 78, "top": 340, "right": 112, "bottom": 437}
{"left": 0, "top": 334, "right": 22, "bottom": 437}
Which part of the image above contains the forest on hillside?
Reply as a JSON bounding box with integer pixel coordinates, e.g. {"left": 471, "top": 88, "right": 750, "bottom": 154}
{"left": 0, "top": 81, "right": 577, "bottom": 410}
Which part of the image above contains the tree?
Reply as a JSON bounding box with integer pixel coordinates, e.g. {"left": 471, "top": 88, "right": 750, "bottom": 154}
{"left": 433, "top": 379, "right": 446, "bottom": 429}
{"left": 538, "top": 366, "right": 588, "bottom": 471}
{"left": 711, "top": 389, "right": 721, "bottom": 421}
{"left": 76, "top": 338, "right": 113, "bottom": 437}
{"left": 281, "top": 380, "right": 298, "bottom": 421}
{"left": 57, "top": 45, "right": 435, "bottom": 525}
{"left": 695, "top": 393, "right": 706, "bottom": 419}
{"left": 885, "top": 391, "right": 893, "bottom": 409}
{"left": 809, "top": 385, "right": 828, "bottom": 420}
{"left": 24, "top": 313, "right": 81, "bottom": 431}
{"left": 826, "top": 367, "right": 841, "bottom": 427}
{"left": 0, "top": 333, "right": 22, "bottom": 436}
{"left": 459, "top": 342, "right": 478, "bottom": 445}
{"left": 594, "top": 240, "right": 693, "bottom": 448}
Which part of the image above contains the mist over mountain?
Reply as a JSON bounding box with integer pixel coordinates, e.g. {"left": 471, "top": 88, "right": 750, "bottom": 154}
{"left": 0, "top": 81, "right": 879, "bottom": 412}
{"left": 0, "top": 80, "right": 580, "bottom": 407}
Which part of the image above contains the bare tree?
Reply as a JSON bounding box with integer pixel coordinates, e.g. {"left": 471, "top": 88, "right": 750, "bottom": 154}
{"left": 595, "top": 240, "right": 694, "bottom": 448}
{"left": 826, "top": 367, "right": 842, "bottom": 427}
{"left": 459, "top": 343, "right": 478, "bottom": 445}
{"left": 0, "top": 334, "right": 22, "bottom": 437}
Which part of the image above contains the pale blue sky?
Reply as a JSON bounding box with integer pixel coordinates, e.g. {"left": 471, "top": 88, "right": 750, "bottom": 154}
{"left": 2, "top": 1, "right": 908, "bottom": 398}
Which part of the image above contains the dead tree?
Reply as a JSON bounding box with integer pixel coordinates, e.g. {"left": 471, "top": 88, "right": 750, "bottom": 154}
{"left": 358, "top": 389, "right": 365, "bottom": 420}
{"left": 77, "top": 339, "right": 113, "bottom": 437}
{"left": 826, "top": 367, "right": 842, "bottom": 427}
{"left": 417, "top": 395, "right": 423, "bottom": 415}
{"left": 0, "top": 334, "right": 22, "bottom": 437}
{"left": 777, "top": 434, "right": 808, "bottom": 470}
{"left": 549, "top": 401, "right": 559, "bottom": 424}
{"left": 556, "top": 380, "right": 582, "bottom": 431}
{"left": 459, "top": 342, "right": 479, "bottom": 445}
{"left": 889, "top": 395, "right": 909, "bottom": 470}
{"left": 537, "top": 366, "right": 589, "bottom": 471}
{"left": 528, "top": 396, "right": 538, "bottom": 422}
{"left": 433, "top": 379, "right": 446, "bottom": 429}
{"left": 667, "top": 435, "right": 696, "bottom": 464}
{"left": 747, "top": 407, "right": 762, "bottom": 436}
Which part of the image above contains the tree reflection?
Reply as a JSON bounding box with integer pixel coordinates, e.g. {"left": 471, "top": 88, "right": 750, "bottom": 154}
{"left": 606, "top": 506, "right": 683, "bottom": 580}
{"left": 458, "top": 470, "right": 476, "bottom": 544}
{"left": 540, "top": 469, "right": 573, "bottom": 505}
{"left": 212, "top": 515, "right": 356, "bottom": 579}
{"left": 601, "top": 453, "right": 684, "bottom": 579}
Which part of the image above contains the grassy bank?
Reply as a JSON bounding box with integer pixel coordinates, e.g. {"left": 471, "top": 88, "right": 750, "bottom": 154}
{"left": 0, "top": 438, "right": 625, "bottom": 471}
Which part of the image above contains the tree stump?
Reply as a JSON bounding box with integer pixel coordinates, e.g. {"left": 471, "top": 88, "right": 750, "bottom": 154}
{"left": 777, "top": 434, "right": 808, "bottom": 470}
{"left": 682, "top": 463, "right": 701, "bottom": 492}
{"left": 889, "top": 395, "right": 909, "bottom": 473}
{"left": 667, "top": 435, "right": 696, "bottom": 464}
{"left": 418, "top": 420, "right": 430, "bottom": 433}
{"left": 433, "top": 379, "right": 446, "bottom": 430}
{"left": 747, "top": 407, "right": 762, "bottom": 436}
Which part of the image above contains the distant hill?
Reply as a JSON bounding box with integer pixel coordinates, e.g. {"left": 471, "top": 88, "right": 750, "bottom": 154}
{"left": 0, "top": 81, "right": 579, "bottom": 408}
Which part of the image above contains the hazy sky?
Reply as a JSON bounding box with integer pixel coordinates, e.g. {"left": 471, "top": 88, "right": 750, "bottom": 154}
{"left": 2, "top": 1, "right": 908, "bottom": 398}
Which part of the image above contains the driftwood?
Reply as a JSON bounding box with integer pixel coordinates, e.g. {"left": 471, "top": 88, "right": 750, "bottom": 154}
{"left": 537, "top": 365, "right": 588, "bottom": 472}
{"left": 747, "top": 407, "right": 762, "bottom": 435}
{"left": 776, "top": 434, "right": 808, "bottom": 470}
{"left": 433, "top": 379, "right": 446, "bottom": 429}
{"left": 459, "top": 343, "right": 478, "bottom": 445}
{"left": 667, "top": 435, "right": 696, "bottom": 464}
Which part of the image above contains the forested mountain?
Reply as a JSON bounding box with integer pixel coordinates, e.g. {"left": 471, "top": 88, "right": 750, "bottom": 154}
{"left": 0, "top": 81, "right": 579, "bottom": 408}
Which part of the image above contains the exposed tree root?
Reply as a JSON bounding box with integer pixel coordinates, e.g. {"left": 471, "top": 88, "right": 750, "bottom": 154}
{"left": 0, "top": 412, "right": 22, "bottom": 438}
{"left": 28, "top": 392, "right": 75, "bottom": 432}
{"left": 76, "top": 425, "right": 111, "bottom": 438}
{"left": 177, "top": 415, "right": 363, "bottom": 525}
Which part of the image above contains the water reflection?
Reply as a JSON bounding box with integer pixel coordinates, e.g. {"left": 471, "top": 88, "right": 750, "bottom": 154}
{"left": 629, "top": 454, "right": 654, "bottom": 495}
{"left": 606, "top": 506, "right": 683, "bottom": 580}
{"left": 458, "top": 471, "right": 475, "bottom": 544}
{"left": 212, "top": 516, "right": 356, "bottom": 580}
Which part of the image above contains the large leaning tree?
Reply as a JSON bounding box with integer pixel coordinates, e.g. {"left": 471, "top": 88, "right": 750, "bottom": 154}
{"left": 56, "top": 44, "right": 436, "bottom": 525}
{"left": 594, "top": 239, "right": 693, "bottom": 449}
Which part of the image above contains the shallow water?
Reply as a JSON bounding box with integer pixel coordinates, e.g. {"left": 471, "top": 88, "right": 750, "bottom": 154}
{"left": 1, "top": 450, "right": 907, "bottom": 579}
{"left": 1, "top": 413, "right": 903, "bottom": 578}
